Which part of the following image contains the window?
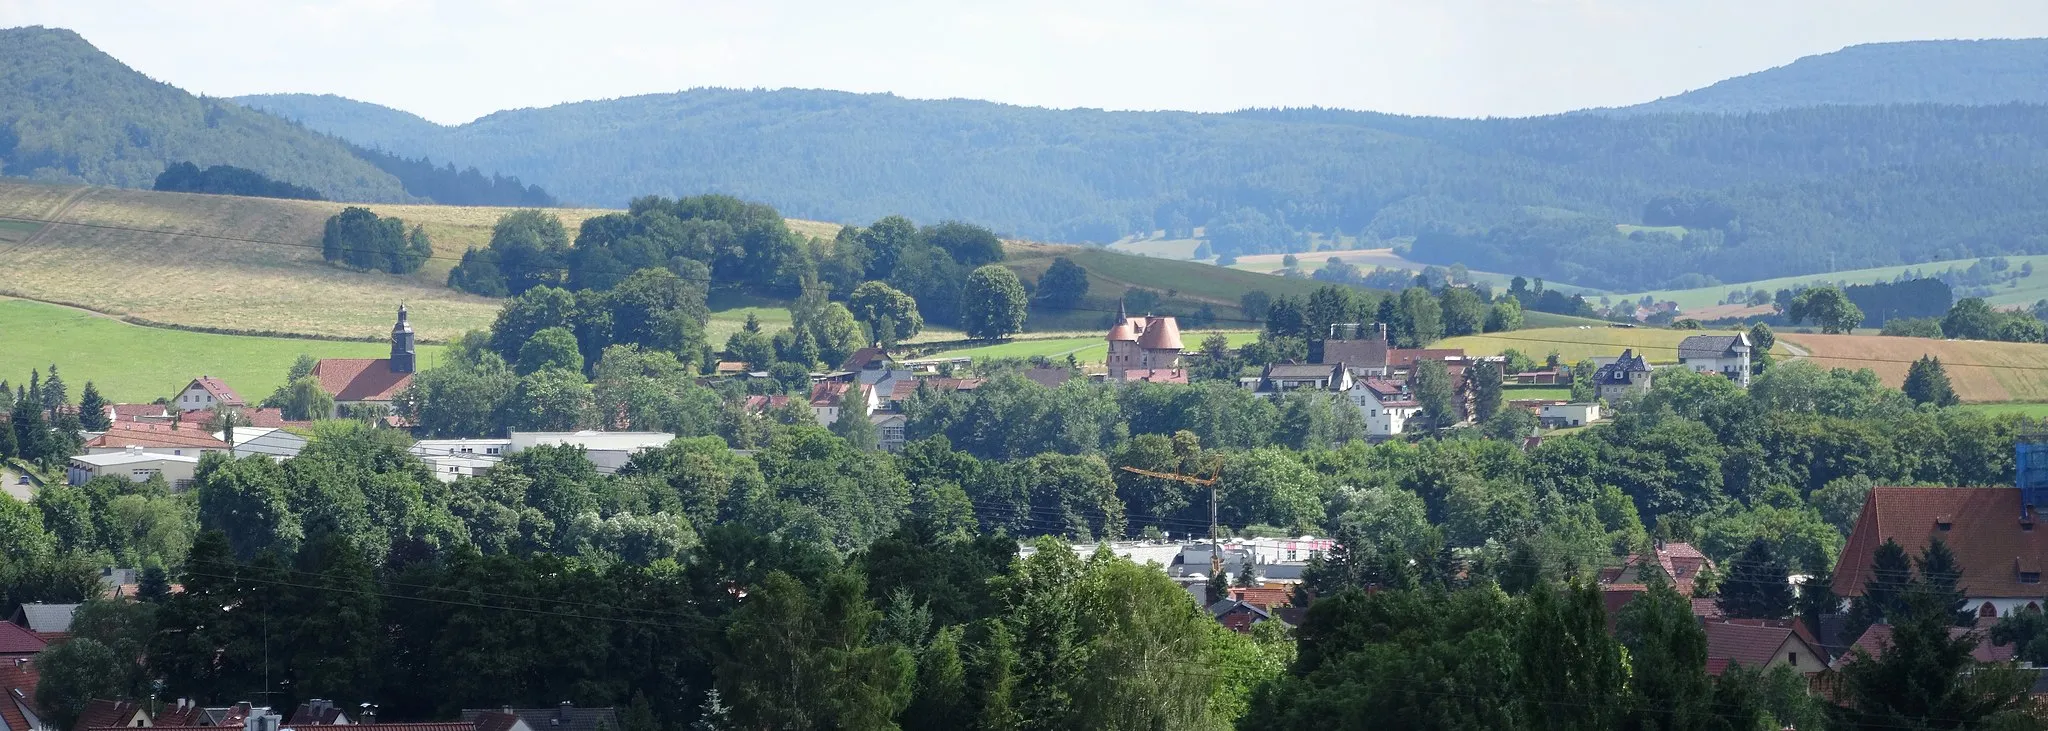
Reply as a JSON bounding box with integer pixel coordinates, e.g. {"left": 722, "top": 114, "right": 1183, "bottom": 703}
{"left": 2024, "top": 572, "right": 2042, "bottom": 584}
{"left": 173, "top": 450, "right": 182, "bottom": 456}
{"left": 1786, "top": 652, "right": 1797, "bottom": 665}
{"left": 1982, "top": 602, "right": 2001, "bottom": 618}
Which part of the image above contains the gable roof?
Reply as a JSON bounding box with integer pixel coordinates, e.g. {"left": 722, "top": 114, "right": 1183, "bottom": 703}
{"left": 459, "top": 706, "right": 618, "bottom": 731}
{"left": 311, "top": 358, "right": 413, "bottom": 402}
{"left": 0, "top": 622, "right": 45, "bottom": 655}
{"left": 75, "top": 699, "right": 149, "bottom": 731}
{"left": 1833, "top": 623, "right": 2015, "bottom": 669}
{"left": 1833, "top": 487, "right": 2048, "bottom": 599}
{"left": 81, "top": 425, "right": 228, "bottom": 451}
{"left": 1387, "top": 348, "right": 1466, "bottom": 369}
{"left": 0, "top": 658, "right": 41, "bottom": 731}
{"left": 1228, "top": 586, "right": 1293, "bottom": 609}
{"left": 469, "top": 712, "right": 527, "bottom": 731}
{"left": 1263, "top": 363, "right": 1342, "bottom": 380}
{"left": 1703, "top": 620, "right": 1818, "bottom": 675}
{"left": 1677, "top": 334, "right": 1748, "bottom": 360}
{"left": 183, "top": 376, "right": 246, "bottom": 406}
{"left": 839, "top": 347, "right": 892, "bottom": 372}
{"left": 809, "top": 381, "right": 852, "bottom": 407}
{"left": 10, "top": 604, "right": 77, "bottom": 634}
{"left": 1321, "top": 338, "right": 1389, "bottom": 368}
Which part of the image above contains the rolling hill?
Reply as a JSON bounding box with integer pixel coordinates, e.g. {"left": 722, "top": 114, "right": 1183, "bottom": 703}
{"left": 0, "top": 26, "right": 408, "bottom": 201}
{"left": 1614, "top": 39, "right": 2048, "bottom": 114}
{"left": 1621, "top": 254, "right": 2048, "bottom": 313}
{"left": 233, "top": 75, "right": 2048, "bottom": 294}
{"left": 0, "top": 180, "right": 1318, "bottom": 341}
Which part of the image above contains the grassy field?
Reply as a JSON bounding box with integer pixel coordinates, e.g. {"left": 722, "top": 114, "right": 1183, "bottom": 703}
{"left": 1955, "top": 402, "right": 2048, "bottom": 419}
{"left": 1778, "top": 332, "right": 2048, "bottom": 403}
{"left": 0, "top": 297, "right": 444, "bottom": 403}
{"left": 1504, "top": 386, "right": 1573, "bottom": 401}
{"left": 1619, "top": 254, "right": 2048, "bottom": 312}
{"left": 1437, "top": 326, "right": 1786, "bottom": 366}
{"left": 1004, "top": 243, "right": 1332, "bottom": 332}
{"left": 929, "top": 331, "right": 1260, "bottom": 364}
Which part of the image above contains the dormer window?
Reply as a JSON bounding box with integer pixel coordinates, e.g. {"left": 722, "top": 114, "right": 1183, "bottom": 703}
{"left": 2024, "top": 572, "right": 2042, "bottom": 585}
{"left": 1935, "top": 515, "right": 1952, "bottom": 531}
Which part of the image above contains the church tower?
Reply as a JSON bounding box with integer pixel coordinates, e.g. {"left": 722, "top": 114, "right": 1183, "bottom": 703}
{"left": 390, "top": 304, "right": 416, "bottom": 374}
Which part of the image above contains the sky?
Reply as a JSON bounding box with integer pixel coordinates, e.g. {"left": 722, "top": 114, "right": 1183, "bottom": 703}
{"left": 6, "top": 0, "right": 2048, "bottom": 125}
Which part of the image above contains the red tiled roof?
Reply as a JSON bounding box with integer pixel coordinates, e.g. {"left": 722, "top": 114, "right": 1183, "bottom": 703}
{"left": 1136, "top": 316, "right": 1183, "bottom": 350}
{"left": 1691, "top": 598, "right": 1725, "bottom": 619}
{"left": 470, "top": 712, "right": 523, "bottom": 731}
{"left": 82, "top": 424, "right": 228, "bottom": 450}
{"left": 76, "top": 699, "right": 148, "bottom": 731}
{"left": 0, "top": 621, "right": 45, "bottom": 655}
{"left": 809, "top": 381, "right": 851, "bottom": 407}
{"left": 1601, "top": 585, "right": 1647, "bottom": 631}
{"left": 741, "top": 395, "right": 793, "bottom": 413}
{"left": 0, "top": 658, "right": 40, "bottom": 731}
{"left": 1609, "top": 543, "right": 1716, "bottom": 596}
{"left": 108, "top": 403, "right": 170, "bottom": 422}
{"left": 839, "top": 347, "right": 891, "bottom": 371}
{"left": 311, "top": 358, "right": 414, "bottom": 402}
{"left": 1834, "top": 488, "right": 2048, "bottom": 599}
{"left": 1834, "top": 623, "right": 2015, "bottom": 669}
{"left": 186, "top": 376, "right": 246, "bottom": 406}
{"left": 1229, "top": 587, "right": 1293, "bottom": 609}
{"left": 1704, "top": 620, "right": 1814, "bottom": 675}
{"left": 1116, "top": 368, "right": 1188, "bottom": 384}
{"left": 1387, "top": 348, "right": 1467, "bottom": 369}
{"left": 241, "top": 408, "right": 312, "bottom": 430}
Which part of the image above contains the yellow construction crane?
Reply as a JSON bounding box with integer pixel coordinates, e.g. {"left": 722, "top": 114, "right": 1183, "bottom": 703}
{"left": 1118, "top": 461, "right": 1228, "bottom": 583}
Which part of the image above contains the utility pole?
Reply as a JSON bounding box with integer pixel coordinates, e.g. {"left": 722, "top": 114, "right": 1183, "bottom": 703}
{"left": 1118, "top": 461, "right": 1225, "bottom": 579}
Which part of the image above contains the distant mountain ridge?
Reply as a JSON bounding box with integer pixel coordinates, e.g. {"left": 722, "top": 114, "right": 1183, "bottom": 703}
{"left": 0, "top": 26, "right": 409, "bottom": 201}
{"left": 1613, "top": 38, "right": 2048, "bottom": 114}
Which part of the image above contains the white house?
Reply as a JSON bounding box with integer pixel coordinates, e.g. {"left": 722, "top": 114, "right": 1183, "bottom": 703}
{"left": 1249, "top": 363, "right": 1354, "bottom": 395}
{"left": 408, "top": 438, "right": 513, "bottom": 481}
{"left": 1346, "top": 380, "right": 1421, "bottom": 438}
{"left": 1677, "top": 333, "right": 1753, "bottom": 388}
{"left": 68, "top": 449, "right": 201, "bottom": 489}
{"left": 1594, "top": 349, "right": 1654, "bottom": 401}
{"left": 1538, "top": 402, "right": 1602, "bottom": 429}
{"left": 175, "top": 376, "right": 247, "bottom": 411}
{"left": 871, "top": 413, "right": 909, "bottom": 452}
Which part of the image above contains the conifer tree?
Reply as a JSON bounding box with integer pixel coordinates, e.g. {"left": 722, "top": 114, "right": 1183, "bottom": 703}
{"left": 40, "top": 364, "right": 67, "bottom": 413}
{"left": 1903, "top": 355, "right": 1959, "bottom": 406}
{"left": 1917, "top": 537, "right": 1972, "bottom": 626}
{"left": 1717, "top": 538, "right": 1794, "bottom": 619}
{"left": 76, "top": 382, "right": 109, "bottom": 431}
{"left": 1846, "top": 538, "right": 1914, "bottom": 641}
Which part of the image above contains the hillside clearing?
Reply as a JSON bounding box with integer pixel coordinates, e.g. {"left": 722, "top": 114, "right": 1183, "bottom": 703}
{"left": 0, "top": 297, "right": 443, "bottom": 403}
{"left": 1776, "top": 333, "right": 2048, "bottom": 403}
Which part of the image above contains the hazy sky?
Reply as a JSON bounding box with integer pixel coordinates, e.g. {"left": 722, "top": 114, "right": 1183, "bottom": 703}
{"left": 6, "top": 0, "right": 2048, "bottom": 125}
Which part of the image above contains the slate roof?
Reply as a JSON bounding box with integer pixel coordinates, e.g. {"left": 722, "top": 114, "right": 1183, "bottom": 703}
{"left": 311, "top": 358, "right": 414, "bottom": 402}
{"left": 1677, "top": 334, "right": 1748, "bottom": 360}
{"left": 1321, "top": 338, "right": 1389, "bottom": 368}
{"left": 10, "top": 604, "right": 77, "bottom": 634}
{"left": 1263, "top": 363, "right": 1343, "bottom": 380}
{"left": 185, "top": 376, "right": 247, "bottom": 406}
{"left": 82, "top": 425, "right": 228, "bottom": 451}
{"left": 1833, "top": 487, "right": 2048, "bottom": 599}
{"left": 460, "top": 705, "right": 618, "bottom": 731}
{"left": 1594, "top": 349, "right": 1651, "bottom": 384}
{"left": 287, "top": 701, "right": 349, "bottom": 726}
{"left": 0, "top": 622, "right": 45, "bottom": 655}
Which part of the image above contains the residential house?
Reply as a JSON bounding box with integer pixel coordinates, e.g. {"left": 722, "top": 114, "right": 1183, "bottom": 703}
{"left": 1106, "top": 301, "right": 1184, "bottom": 380}
{"left": 458, "top": 703, "right": 617, "bottom": 731}
{"left": 1703, "top": 619, "right": 1829, "bottom": 676}
{"left": 9, "top": 604, "right": 76, "bottom": 643}
{"left": 1593, "top": 349, "right": 1653, "bottom": 401}
{"left": 1539, "top": 402, "right": 1602, "bottom": 429}
{"left": 0, "top": 622, "right": 45, "bottom": 661}
{"left": 1832, "top": 486, "right": 2048, "bottom": 619}
{"left": 310, "top": 305, "right": 418, "bottom": 417}
{"left": 1385, "top": 348, "right": 1469, "bottom": 379}
{"left": 807, "top": 381, "right": 878, "bottom": 428}
{"left": 1320, "top": 324, "right": 1391, "bottom": 378}
{"left": 212, "top": 427, "right": 307, "bottom": 460}
{"left": 0, "top": 650, "right": 46, "bottom": 731}
{"left": 285, "top": 700, "right": 351, "bottom": 726}
{"left": 75, "top": 700, "right": 151, "bottom": 730}
{"left": 173, "top": 377, "right": 245, "bottom": 412}
{"left": 840, "top": 347, "right": 894, "bottom": 374}
{"left": 1677, "top": 333, "right": 1753, "bottom": 388}
{"left": 1832, "top": 623, "right": 2016, "bottom": 671}
{"left": 81, "top": 425, "right": 228, "bottom": 458}
{"left": 1251, "top": 363, "right": 1353, "bottom": 395}
{"left": 1208, "top": 599, "right": 1274, "bottom": 633}
{"left": 506, "top": 431, "right": 675, "bottom": 475}
{"left": 870, "top": 413, "right": 909, "bottom": 452}
{"left": 67, "top": 450, "right": 200, "bottom": 490}
{"left": 1601, "top": 541, "right": 1716, "bottom": 596}
{"left": 1347, "top": 379, "right": 1421, "bottom": 438}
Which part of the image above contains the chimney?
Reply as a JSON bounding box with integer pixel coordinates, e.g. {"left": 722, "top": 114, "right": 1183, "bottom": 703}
{"left": 557, "top": 702, "right": 573, "bottom": 722}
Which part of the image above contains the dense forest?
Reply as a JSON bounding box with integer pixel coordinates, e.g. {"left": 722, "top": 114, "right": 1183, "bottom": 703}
{"left": 241, "top": 86, "right": 2048, "bottom": 292}
{"left": 0, "top": 27, "right": 408, "bottom": 201}
{"left": 152, "top": 161, "right": 324, "bottom": 200}
{"left": 1611, "top": 39, "right": 2048, "bottom": 114}
{"left": 346, "top": 143, "right": 558, "bottom": 207}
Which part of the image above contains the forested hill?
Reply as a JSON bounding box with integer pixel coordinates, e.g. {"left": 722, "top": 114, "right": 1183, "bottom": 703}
{"left": 234, "top": 84, "right": 2048, "bottom": 292}
{"left": 0, "top": 26, "right": 408, "bottom": 202}
{"left": 1613, "top": 39, "right": 2048, "bottom": 114}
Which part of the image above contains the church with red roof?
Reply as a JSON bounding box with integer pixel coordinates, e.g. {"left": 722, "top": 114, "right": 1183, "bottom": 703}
{"left": 310, "top": 305, "right": 418, "bottom": 417}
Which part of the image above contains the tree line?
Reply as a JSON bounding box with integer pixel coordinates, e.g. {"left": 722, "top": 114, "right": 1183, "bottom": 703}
{"left": 152, "top": 162, "right": 325, "bottom": 200}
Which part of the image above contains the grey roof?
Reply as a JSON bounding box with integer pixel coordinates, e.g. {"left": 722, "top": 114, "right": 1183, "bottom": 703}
{"left": 1321, "top": 338, "right": 1389, "bottom": 368}
{"left": 11, "top": 603, "right": 78, "bottom": 633}
{"left": 1677, "top": 334, "right": 1748, "bottom": 360}
{"left": 461, "top": 706, "right": 619, "bottom": 731}
{"left": 1264, "top": 363, "right": 1341, "bottom": 380}
{"left": 1594, "top": 350, "right": 1651, "bottom": 383}
{"left": 1206, "top": 599, "right": 1271, "bottom": 619}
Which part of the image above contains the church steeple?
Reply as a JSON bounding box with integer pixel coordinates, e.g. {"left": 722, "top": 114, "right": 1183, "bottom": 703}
{"left": 1117, "top": 297, "right": 1128, "bottom": 323}
{"left": 390, "top": 304, "right": 416, "bottom": 374}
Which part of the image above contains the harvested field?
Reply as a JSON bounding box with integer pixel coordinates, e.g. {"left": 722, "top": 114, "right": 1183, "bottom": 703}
{"left": 1776, "top": 333, "right": 2048, "bottom": 403}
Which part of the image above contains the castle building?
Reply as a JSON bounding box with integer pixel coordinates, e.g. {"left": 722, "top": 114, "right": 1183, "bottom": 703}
{"left": 1106, "top": 300, "right": 1186, "bottom": 383}
{"left": 310, "top": 305, "right": 418, "bottom": 418}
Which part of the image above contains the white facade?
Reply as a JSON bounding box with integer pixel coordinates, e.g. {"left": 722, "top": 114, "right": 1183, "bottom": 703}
{"left": 175, "top": 378, "right": 242, "bottom": 410}
{"left": 1539, "top": 402, "right": 1602, "bottom": 428}
{"left": 507, "top": 431, "right": 675, "bottom": 474}
{"left": 214, "top": 427, "right": 308, "bottom": 460}
{"left": 1677, "top": 334, "right": 1753, "bottom": 388}
{"left": 68, "top": 450, "right": 201, "bottom": 489}
{"left": 1346, "top": 386, "right": 1419, "bottom": 438}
